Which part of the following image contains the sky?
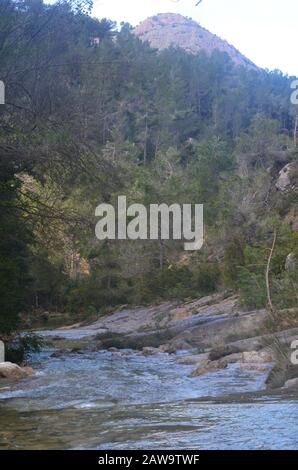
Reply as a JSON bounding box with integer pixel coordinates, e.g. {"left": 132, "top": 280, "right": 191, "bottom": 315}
{"left": 90, "top": 0, "right": 298, "bottom": 77}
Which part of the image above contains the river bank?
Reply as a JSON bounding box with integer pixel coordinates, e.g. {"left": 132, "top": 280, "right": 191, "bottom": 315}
{"left": 37, "top": 291, "right": 298, "bottom": 389}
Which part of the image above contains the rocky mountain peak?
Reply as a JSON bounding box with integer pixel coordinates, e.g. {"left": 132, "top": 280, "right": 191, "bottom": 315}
{"left": 134, "top": 13, "right": 257, "bottom": 69}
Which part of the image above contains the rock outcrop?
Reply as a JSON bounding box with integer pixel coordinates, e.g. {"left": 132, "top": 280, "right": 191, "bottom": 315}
{"left": 134, "top": 13, "right": 258, "bottom": 70}
{"left": 0, "top": 362, "right": 33, "bottom": 380}
{"left": 276, "top": 163, "right": 298, "bottom": 192}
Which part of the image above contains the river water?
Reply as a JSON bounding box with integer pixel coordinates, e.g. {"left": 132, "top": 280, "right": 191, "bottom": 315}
{"left": 0, "top": 329, "right": 297, "bottom": 449}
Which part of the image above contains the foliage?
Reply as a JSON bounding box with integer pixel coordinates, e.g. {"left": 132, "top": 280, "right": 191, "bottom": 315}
{"left": 0, "top": 1, "right": 297, "bottom": 331}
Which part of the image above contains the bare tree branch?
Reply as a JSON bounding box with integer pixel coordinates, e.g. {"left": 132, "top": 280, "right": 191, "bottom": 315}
{"left": 265, "top": 229, "right": 277, "bottom": 320}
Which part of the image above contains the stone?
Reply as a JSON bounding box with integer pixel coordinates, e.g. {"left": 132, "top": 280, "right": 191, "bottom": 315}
{"left": 276, "top": 163, "right": 297, "bottom": 192}
{"left": 0, "top": 362, "right": 33, "bottom": 379}
{"left": 89, "top": 340, "right": 103, "bottom": 352}
{"left": 191, "top": 359, "right": 228, "bottom": 377}
{"left": 159, "top": 339, "right": 191, "bottom": 353}
{"left": 142, "top": 347, "right": 161, "bottom": 356}
{"left": 209, "top": 345, "right": 241, "bottom": 361}
{"left": 22, "top": 366, "right": 34, "bottom": 375}
{"left": 222, "top": 352, "right": 244, "bottom": 364}
{"left": 177, "top": 353, "right": 209, "bottom": 365}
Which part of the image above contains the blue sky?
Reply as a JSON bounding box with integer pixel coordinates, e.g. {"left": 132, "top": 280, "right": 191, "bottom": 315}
{"left": 91, "top": 0, "right": 297, "bottom": 77}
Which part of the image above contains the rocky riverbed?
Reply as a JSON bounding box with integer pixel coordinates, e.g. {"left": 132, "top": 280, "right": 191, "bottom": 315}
{"left": 1, "top": 292, "right": 298, "bottom": 449}
{"left": 35, "top": 291, "right": 298, "bottom": 389}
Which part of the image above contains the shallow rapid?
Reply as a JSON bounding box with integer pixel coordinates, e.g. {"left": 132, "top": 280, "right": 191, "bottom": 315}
{"left": 0, "top": 329, "right": 297, "bottom": 449}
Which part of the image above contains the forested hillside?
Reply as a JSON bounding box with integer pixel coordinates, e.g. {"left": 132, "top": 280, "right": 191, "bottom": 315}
{"left": 0, "top": 0, "right": 297, "bottom": 334}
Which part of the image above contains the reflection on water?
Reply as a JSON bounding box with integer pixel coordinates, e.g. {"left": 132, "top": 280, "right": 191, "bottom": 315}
{"left": 0, "top": 347, "right": 297, "bottom": 449}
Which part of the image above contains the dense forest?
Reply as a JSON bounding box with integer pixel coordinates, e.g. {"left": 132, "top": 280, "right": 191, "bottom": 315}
{"left": 0, "top": 0, "right": 297, "bottom": 335}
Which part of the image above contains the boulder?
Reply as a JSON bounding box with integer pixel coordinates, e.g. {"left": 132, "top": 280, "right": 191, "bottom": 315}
{"left": 191, "top": 359, "right": 228, "bottom": 377}
{"left": 0, "top": 362, "right": 33, "bottom": 379}
{"left": 209, "top": 345, "right": 241, "bottom": 361}
{"left": 160, "top": 339, "right": 191, "bottom": 353}
{"left": 276, "top": 163, "right": 297, "bottom": 192}
{"left": 177, "top": 353, "right": 209, "bottom": 365}
{"left": 142, "top": 347, "right": 161, "bottom": 356}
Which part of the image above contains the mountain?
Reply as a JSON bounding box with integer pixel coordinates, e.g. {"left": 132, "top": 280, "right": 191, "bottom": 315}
{"left": 134, "top": 13, "right": 257, "bottom": 69}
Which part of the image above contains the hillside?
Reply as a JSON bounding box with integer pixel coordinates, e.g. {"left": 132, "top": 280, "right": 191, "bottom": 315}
{"left": 134, "top": 13, "right": 258, "bottom": 69}
{"left": 0, "top": 1, "right": 297, "bottom": 337}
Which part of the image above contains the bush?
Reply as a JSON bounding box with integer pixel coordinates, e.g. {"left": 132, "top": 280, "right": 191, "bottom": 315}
{"left": 5, "top": 333, "right": 44, "bottom": 364}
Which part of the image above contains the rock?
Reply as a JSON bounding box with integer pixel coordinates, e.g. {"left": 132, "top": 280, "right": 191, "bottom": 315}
{"left": 177, "top": 353, "right": 209, "bottom": 365}
{"left": 142, "top": 347, "right": 161, "bottom": 356}
{"left": 283, "top": 378, "right": 298, "bottom": 389}
{"left": 276, "top": 163, "right": 298, "bottom": 192}
{"left": 89, "top": 340, "right": 103, "bottom": 352}
{"left": 191, "top": 359, "right": 228, "bottom": 377}
{"left": 0, "top": 362, "right": 33, "bottom": 379}
{"left": 222, "top": 352, "right": 243, "bottom": 364}
{"left": 209, "top": 345, "right": 241, "bottom": 361}
{"left": 285, "top": 253, "right": 296, "bottom": 272}
{"left": 266, "top": 364, "right": 298, "bottom": 390}
{"left": 108, "top": 347, "right": 118, "bottom": 353}
{"left": 159, "top": 343, "right": 171, "bottom": 353}
{"left": 51, "top": 349, "right": 68, "bottom": 358}
{"left": 22, "top": 366, "right": 34, "bottom": 375}
{"left": 160, "top": 339, "right": 191, "bottom": 353}
{"left": 111, "top": 351, "right": 124, "bottom": 357}
{"left": 242, "top": 350, "right": 274, "bottom": 363}
{"left": 134, "top": 14, "right": 257, "bottom": 69}
{"left": 285, "top": 206, "right": 298, "bottom": 233}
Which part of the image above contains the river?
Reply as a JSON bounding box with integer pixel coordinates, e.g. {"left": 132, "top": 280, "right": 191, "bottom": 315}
{"left": 0, "top": 327, "right": 297, "bottom": 449}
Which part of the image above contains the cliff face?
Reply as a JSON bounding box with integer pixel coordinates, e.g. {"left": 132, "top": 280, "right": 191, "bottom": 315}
{"left": 134, "top": 13, "right": 257, "bottom": 69}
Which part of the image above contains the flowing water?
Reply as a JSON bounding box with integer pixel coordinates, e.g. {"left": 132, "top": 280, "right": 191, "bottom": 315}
{"left": 0, "top": 328, "right": 297, "bottom": 449}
